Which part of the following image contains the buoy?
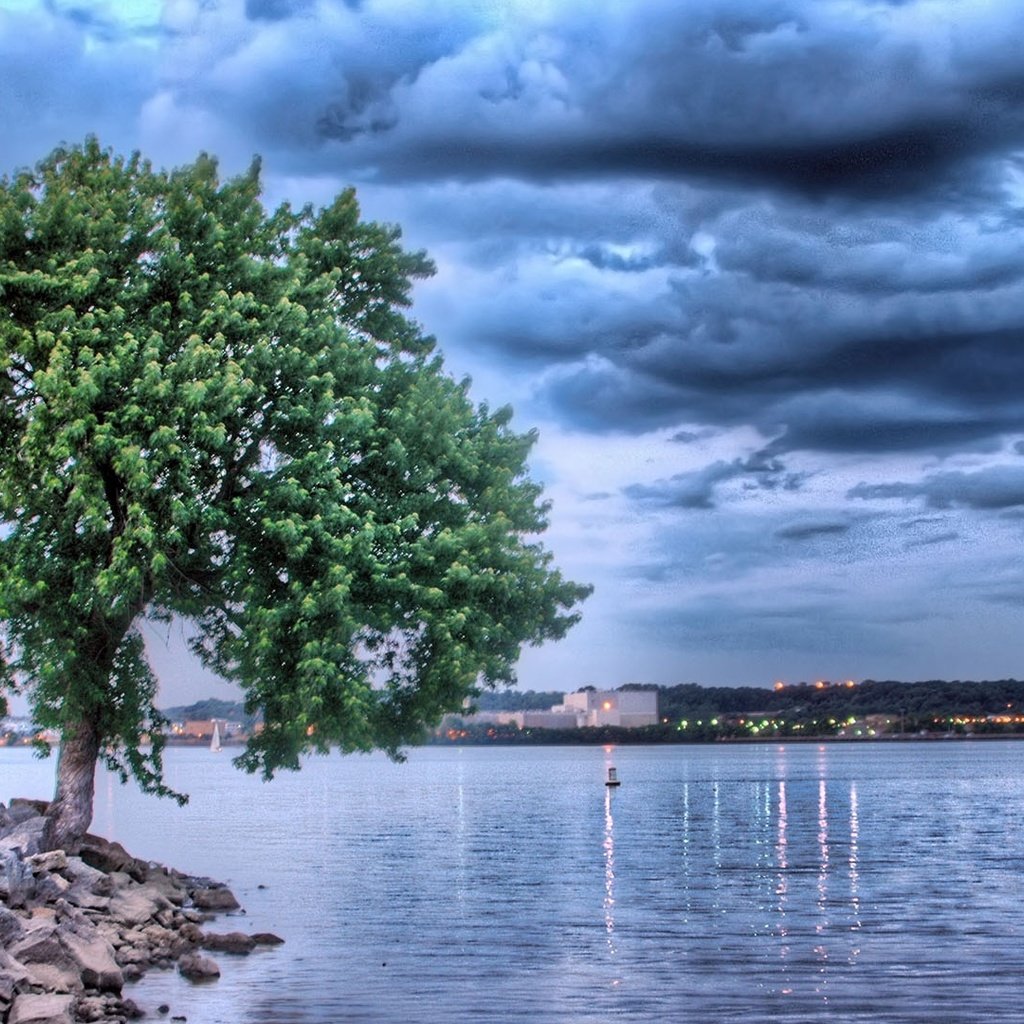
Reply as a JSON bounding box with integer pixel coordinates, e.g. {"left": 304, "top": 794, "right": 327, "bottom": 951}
{"left": 606, "top": 766, "right": 621, "bottom": 787}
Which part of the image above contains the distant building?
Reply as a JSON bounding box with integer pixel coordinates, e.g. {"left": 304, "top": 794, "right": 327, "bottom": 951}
{"left": 180, "top": 718, "right": 242, "bottom": 739}
{"left": 557, "top": 690, "right": 659, "bottom": 728}
{"left": 521, "top": 710, "right": 580, "bottom": 729}
{"left": 442, "top": 688, "right": 659, "bottom": 733}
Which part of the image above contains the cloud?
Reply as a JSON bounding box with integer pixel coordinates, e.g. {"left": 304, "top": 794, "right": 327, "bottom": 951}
{"left": 774, "top": 520, "right": 850, "bottom": 542}
{"left": 849, "top": 465, "right": 1024, "bottom": 510}
{"left": 5, "top": 0, "right": 1024, "bottom": 691}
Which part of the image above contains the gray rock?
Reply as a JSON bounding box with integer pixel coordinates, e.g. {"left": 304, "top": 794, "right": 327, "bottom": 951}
{"left": 18, "top": 960, "right": 82, "bottom": 995}
{"left": 1, "top": 842, "right": 37, "bottom": 906}
{"left": 108, "top": 884, "right": 173, "bottom": 926}
{"left": 8, "top": 925, "right": 81, "bottom": 993}
{"left": 61, "top": 857, "right": 107, "bottom": 891}
{"left": 6, "top": 799, "right": 49, "bottom": 824}
{"left": 201, "top": 931, "right": 255, "bottom": 954}
{"left": 62, "top": 885, "right": 111, "bottom": 912}
{"left": 190, "top": 886, "right": 239, "bottom": 912}
{"left": 60, "top": 928, "right": 123, "bottom": 992}
{"left": 77, "top": 836, "right": 147, "bottom": 882}
{"left": 1, "top": 816, "right": 48, "bottom": 856}
{"left": 33, "top": 873, "right": 71, "bottom": 903}
{"left": 10, "top": 923, "right": 71, "bottom": 969}
{"left": 0, "top": 973, "right": 14, "bottom": 1015}
{"left": 27, "top": 850, "right": 68, "bottom": 875}
{"left": 7, "top": 992, "right": 76, "bottom": 1024}
{"left": 177, "top": 952, "right": 220, "bottom": 981}
{"left": 0, "top": 904, "right": 26, "bottom": 945}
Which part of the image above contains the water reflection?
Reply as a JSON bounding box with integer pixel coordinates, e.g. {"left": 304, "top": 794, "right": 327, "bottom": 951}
{"left": 603, "top": 786, "right": 616, "bottom": 956}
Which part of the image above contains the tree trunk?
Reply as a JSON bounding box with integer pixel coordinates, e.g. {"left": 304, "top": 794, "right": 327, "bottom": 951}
{"left": 44, "top": 716, "right": 101, "bottom": 851}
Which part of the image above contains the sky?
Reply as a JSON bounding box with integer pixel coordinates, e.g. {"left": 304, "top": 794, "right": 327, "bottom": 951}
{"left": 3, "top": 0, "right": 1024, "bottom": 705}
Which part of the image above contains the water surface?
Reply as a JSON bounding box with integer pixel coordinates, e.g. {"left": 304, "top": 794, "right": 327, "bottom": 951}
{"left": 3, "top": 741, "right": 1022, "bottom": 1022}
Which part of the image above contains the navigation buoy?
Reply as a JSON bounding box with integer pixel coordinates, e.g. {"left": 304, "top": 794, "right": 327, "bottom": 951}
{"left": 606, "top": 767, "right": 621, "bottom": 787}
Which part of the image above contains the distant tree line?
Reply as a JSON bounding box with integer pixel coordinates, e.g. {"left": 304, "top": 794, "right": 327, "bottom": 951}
{"left": 451, "top": 679, "right": 1024, "bottom": 744}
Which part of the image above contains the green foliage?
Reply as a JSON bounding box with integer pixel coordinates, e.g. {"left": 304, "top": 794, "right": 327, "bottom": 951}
{"left": 0, "top": 138, "right": 590, "bottom": 793}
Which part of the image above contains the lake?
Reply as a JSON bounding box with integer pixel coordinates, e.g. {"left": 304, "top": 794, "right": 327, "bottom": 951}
{"left": 2, "top": 741, "right": 1023, "bottom": 1022}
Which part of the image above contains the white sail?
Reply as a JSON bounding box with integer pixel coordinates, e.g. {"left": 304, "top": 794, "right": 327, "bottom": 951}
{"left": 210, "top": 722, "right": 222, "bottom": 753}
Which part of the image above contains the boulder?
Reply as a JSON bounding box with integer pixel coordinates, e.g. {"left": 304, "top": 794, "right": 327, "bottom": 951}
{"left": 0, "top": 905, "right": 26, "bottom": 945}
{"left": 60, "top": 857, "right": 108, "bottom": 892}
{"left": 1, "top": 842, "right": 37, "bottom": 906}
{"left": 108, "top": 884, "right": 173, "bottom": 927}
{"left": 6, "top": 799, "right": 49, "bottom": 824}
{"left": 26, "top": 850, "right": 68, "bottom": 875}
{"left": 202, "top": 931, "right": 256, "bottom": 954}
{"left": 9, "top": 926, "right": 82, "bottom": 993}
{"left": 190, "top": 885, "right": 240, "bottom": 911}
{"left": 178, "top": 952, "right": 220, "bottom": 981}
{"left": 33, "top": 873, "right": 71, "bottom": 904}
{"left": 7, "top": 992, "right": 75, "bottom": 1024}
{"left": 1, "top": 816, "right": 48, "bottom": 856}
{"left": 252, "top": 932, "right": 285, "bottom": 946}
{"left": 0, "top": 973, "right": 14, "bottom": 1016}
{"left": 142, "top": 868, "right": 187, "bottom": 906}
{"left": 60, "top": 928, "right": 123, "bottom": 992}
{"left": 76, "top": 836, "right": 147, "bottom": 882}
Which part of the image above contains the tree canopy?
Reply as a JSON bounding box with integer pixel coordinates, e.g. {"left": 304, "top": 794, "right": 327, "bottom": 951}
{"left": 0, "top": 138, "right": 589, "bottom": 844}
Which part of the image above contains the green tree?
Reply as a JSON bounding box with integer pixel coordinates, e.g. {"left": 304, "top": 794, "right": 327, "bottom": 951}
{"left": 0, "top": 139, "right": 590, "bottom": 849}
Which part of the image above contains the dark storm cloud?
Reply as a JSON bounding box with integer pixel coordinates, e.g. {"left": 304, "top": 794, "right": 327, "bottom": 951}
{"left": 849, "top": 466, "right": 1024, "bottom": 510}
{"left": 297, "top": 1, "right": 1024, "bottom": 203}
{"left": 774, "top": 520, "right": 850, "bottom": 542}
{"left": 623, "top": 454, "right": 802, "bottom": 509}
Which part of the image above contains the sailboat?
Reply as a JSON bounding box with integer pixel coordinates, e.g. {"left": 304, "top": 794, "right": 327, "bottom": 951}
{"left": 210, "top": 722, "right": 222, "bottom": 753}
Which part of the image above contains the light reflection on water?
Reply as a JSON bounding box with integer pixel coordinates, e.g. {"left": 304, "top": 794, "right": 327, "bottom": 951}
{"left": 3, "top": 741, "right": 1024, "bottom": 1023}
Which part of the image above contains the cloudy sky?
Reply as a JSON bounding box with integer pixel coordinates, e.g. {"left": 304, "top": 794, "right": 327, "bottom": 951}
{"left": 3, "top": 0, "right": 1024, "bottom": 703}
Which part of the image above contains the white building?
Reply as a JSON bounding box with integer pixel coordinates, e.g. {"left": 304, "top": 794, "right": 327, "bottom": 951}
{"left": 556, "top": 689, "right": 659, "bottom": 728}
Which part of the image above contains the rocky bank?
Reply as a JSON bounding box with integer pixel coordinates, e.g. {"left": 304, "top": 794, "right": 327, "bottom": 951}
{"left": 1, "top": 798, "right": 283, "bottom": 1024}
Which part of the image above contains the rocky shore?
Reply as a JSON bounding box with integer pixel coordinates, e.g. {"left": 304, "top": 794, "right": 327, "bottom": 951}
{"left": 1, "top": 799, "right": 282, "bottom": 1024}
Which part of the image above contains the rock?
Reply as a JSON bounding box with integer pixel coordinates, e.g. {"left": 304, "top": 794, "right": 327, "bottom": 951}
{"left": 109, "top": 884, "right": 173, "bottom": 926}
{"left": 0, "top": 974, "right": 14, "bottom": 1016}
{"left": 0, "top": 947, "right": 32, "bottom": 986}
{"left": 177, "top": 953, "right": 220, "bottom": 981}
{"left": 63, "top": 886, "right": 111, "bottom": 912}
{"left": 72, "top": 995, "right": 106, "bottom": 1023}
{"left": 61, "top": 857, "right": 108, "bottom": 891}
{"left": 118, "top": 996, "right": 144, "bottom": 1019}
{"left": 143, "top": 869, "right": 187, "bottom": 907}
{"left": 6, "top": 798, "right": 49, "bottom": 823}
{"left": 33, "top": 873, "right": 71, "bottom": 903}
{"left": 251, "top": 932, "right": 285, "bottom": 946}
{"left": 201, "top": 931, "right": 255, "bottom": 954}
{"left": 60, "top": 928, "right": 123, "bottom": 992}
{"left": 77, "top": 836, "right": 147, "bottom": 882}
{"left": 10, "top": 923, "right": 74, "bottom": 970}
{"left": 1, "top": 816, "right": 48, "bottom": 856}
{"left": 1, "top": 842, "right": 37, "bottom": 906}
{"left": 7, "top": 992, "right": 76, "bottom": 1024}
{"left": 10, "top": 925, "right": 83, "bottom": 994}
{"left": 0, "top": 905, "right": 26, "bottom": 945}
{"left": 27, "top": 850, "right": 68, "bottom": 874}
{"left": 190, "top": 886, "right": 239, "bottom": 912}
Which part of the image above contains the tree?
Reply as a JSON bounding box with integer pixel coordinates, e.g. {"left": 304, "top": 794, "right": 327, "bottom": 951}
{"left": 0, "top": 139, "right": 590, "bottom": 849}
